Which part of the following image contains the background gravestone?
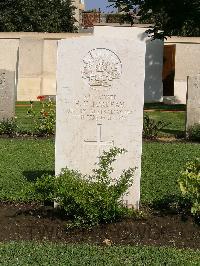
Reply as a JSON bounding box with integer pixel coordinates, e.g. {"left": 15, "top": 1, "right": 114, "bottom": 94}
{"left": 186, "top": 74, "right": 200, "bottom": 130}
{"left": 0, "top": 69, "right": 15, "bottom": 121}
{"left": 56, "top": 30, "right": 146, "bottom": 208}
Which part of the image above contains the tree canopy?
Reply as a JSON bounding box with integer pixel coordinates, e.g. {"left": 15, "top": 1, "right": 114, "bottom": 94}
{"left": 0, "top": 0, "right": 76, "bottom": 32}
{"left": 112, "top": 0, "right": 200, "bottom": 38}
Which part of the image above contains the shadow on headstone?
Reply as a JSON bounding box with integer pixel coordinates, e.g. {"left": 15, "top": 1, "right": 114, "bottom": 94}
{"left": 144, "top": 39, "right": 164, "bottom": 103}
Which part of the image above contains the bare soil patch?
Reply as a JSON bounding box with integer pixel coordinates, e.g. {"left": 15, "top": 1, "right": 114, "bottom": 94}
{"left": 0, "top": 203, "right": 199, "bottom": 249}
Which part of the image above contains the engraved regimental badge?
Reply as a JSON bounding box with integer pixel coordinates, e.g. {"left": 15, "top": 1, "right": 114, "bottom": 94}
{"left": 82, "top": 48, "right": 122, "bottom": 88}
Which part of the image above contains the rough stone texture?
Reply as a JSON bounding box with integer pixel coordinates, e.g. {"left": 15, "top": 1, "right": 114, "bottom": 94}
{"left": 56, "top": 28, "right": 146, "bottom": 208}
{"left": 0, "top": 70, "right": 15, "bottom": 120}
{"left": 186, "top": 74, "right": 200, "bottom": 130}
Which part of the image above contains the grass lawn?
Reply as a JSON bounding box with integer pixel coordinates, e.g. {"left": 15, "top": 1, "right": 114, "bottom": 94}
{"left": 0, "top": 139, "right": 54, "bottom": 201}
{"left": 16, "top": 102, "right": 41, "bottom": 132}
{"left": 145, "top": 111, "right": 186, "bottom": 137}
{"left": 1, "top": 102, "right": 199, "bottom": 264}
{"left": 141, "top": 141, "right": 200, "bottom": 204}
{"left": 0, "top": 139, "right": 199, "bottom": 204}
{"left": 0, "top": 242, "right": 200, "bottom": 266}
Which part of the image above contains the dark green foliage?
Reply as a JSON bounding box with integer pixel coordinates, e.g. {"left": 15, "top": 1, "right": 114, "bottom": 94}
{"left": 1, "top": 242, "right": 200, "bottom": 265}
{"left": 0, "top": 0, "right": 76, "bottom": 32}
{"left": 143, "top": 114, "right": 169, "bottom": 139}
{"left": 113, "top": 0, "right": 200, "bottom": 38}
{"left": 0, "top": 118, "right": 18, "bottom": 136}
{"left": 178, "top": 158, "right": 200, "bottom": 216}
{"left": 33, "top": 148, "right": 135, "bottom": 226}
{"left": 187, "top": 124, "right": 200, "bottom": 142}
{"left": 31, "top": 174, "right": 55, "bottom": 202}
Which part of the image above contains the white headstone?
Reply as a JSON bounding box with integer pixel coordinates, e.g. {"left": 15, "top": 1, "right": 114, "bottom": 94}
{"left": 56, "top": 28, "right": 146, "bottom": 208}
{"left": 186, "top": 74, "right": 200, "bottom": 129}
{"left": 0, "top": 69, "right": 15, "bottom": 120}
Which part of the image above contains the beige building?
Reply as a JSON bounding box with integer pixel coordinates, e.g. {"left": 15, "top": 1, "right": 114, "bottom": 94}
{"left": 164, "top": 37, "right": 200, "bottom": 104}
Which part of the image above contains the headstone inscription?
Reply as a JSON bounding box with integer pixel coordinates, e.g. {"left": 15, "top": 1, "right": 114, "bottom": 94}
{"left": 0, "top": 69, "right": 15, "bottom": 121}
{"left": 56, "top": 30, "right": 146, "bottom": 208}
{"left": 186, "top": 74, "right": 200, "bottom": 130}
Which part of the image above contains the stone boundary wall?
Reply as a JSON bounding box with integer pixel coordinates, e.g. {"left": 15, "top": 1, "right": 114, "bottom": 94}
{"left": 0, "top": 32, "right": 91, "bottom": 101}
{"left": 0, "top": 32, "right": 199, "bottom": 102}
{"left": 165, "top": 37, "right": 200, "bottom": 104}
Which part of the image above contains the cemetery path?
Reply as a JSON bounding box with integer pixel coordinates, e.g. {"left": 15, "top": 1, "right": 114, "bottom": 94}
{"left": 0, "top": 202, "right": 199, "bottom": 249}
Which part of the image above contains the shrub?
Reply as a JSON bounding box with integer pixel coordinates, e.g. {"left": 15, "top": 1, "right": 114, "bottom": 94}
{"left": 0, "top": 118, "right": 18, "bottom": 136}
{"left": 178, "top": 158, "right": 200, "bottom": 217}
{"left": 0, "top": 0, "right": 76, "bottom": 32}
{"left": 33, "top": 147, "right": 135, "bottom": 227}
{"left": 187, "top": 123, "right": 200, "bottom": 142}
{"left": 27, "top": 97, "right": 56, "bottom": 136}
{"left": 143, "top": 114, "right": 169, "bottom": 139}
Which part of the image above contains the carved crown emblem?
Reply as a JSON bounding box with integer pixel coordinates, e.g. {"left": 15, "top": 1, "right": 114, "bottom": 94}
{"left": 82, "top": 48, "right": 122, "bottom": 88}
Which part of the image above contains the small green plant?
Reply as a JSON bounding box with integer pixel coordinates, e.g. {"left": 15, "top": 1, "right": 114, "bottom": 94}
{"left": 27, "top": 96, "right": 55, "bottom": 136}
{"left": 33, "top": 147, "right": 135, "bottom": 227}
{"left": 143, "top": 114, "right": 169, "bottom": 139}
{"left": 187, "top": 123, "right": 200, "bottom": 142}
{"left": 0, "top": 118, "right": 18, "bottom": 136}
{"left": 178, "top": 158, "right": 200, "bottom": 217}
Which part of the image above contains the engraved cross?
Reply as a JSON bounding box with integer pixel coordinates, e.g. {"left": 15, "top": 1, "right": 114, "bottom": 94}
{"left": 84, "top": 123, "right": 114, "bottom": 157}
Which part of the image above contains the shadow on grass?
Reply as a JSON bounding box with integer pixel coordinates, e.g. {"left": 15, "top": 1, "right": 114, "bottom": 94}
{"left": 23, "top": 170, "right": 55, "bottom": 182}
{"left": 144, "top": 103, "right": 186, "bottom": 111}
{"left": 150, "top": 195, "right": 200, "bottom": 225}
{"left": 160, "top": 128, "right": 185, "bottom": 138}
{"left": 149, "top": 194, "right": 193, "bottom": 218}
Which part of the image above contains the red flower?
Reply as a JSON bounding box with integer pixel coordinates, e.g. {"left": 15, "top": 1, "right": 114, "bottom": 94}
{"left": 37, "top": 95, "right": 45, "bottom": 101}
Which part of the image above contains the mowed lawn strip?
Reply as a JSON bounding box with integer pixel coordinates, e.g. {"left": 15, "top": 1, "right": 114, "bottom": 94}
{"left": 0, "top": 242, "right": 200, "bottom": 266}
{"left": 0, "top": 139, "right": 54, "bottom": 201}
{"left": 0, "top": 139, "right": 199, "bottom": 203}
{"left": 16, "top": 102, "right": 42, "bottom": 132}
{"left": 141, "top": 141, "right": 200, "bottom": 204}
{"left": 144, "top": 111, "right": 186, "bottom": 137}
